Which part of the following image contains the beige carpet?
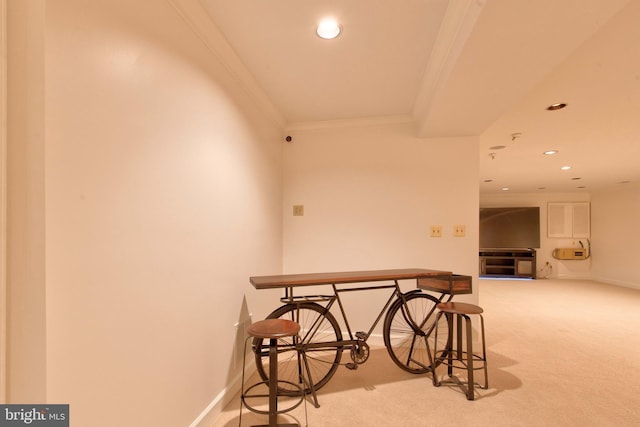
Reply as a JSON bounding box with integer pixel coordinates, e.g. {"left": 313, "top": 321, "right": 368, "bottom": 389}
{"left": 215, "top": 279, "right": 640, "bottom": 426}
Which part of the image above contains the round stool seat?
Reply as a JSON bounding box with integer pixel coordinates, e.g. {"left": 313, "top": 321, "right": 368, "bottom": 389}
{"left": 437, "top": 301, "right": 483, "bottom": 316}
{"left": 247, "top": 319, "right": 300, "bottom": 339}
{"left": 240, "top": 318, "right": 308, "bottom": 426}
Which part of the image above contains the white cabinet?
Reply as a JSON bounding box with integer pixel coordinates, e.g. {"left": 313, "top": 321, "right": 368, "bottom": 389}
{"left": 547, "top": 202, "right": 590, "bottom": 238}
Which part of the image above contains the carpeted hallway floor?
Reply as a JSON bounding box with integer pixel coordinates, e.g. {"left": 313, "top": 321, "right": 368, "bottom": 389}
{"left": 215, "top": 279, "right": 640, "bottom": 426}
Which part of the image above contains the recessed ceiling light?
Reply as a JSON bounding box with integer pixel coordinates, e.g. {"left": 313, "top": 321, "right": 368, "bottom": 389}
{"left": 316, "top": 19, "right": 342, "bottom": 39}
{"left": 501, "top": 187, "right": 510, "bottom": 191}
{"left": 543, "top": 150, "right": 558, "bottom": 155}
{"left": 561, "top": 166, "right": 571, "bottom": 170}
{"left": 538, "top": 187, "right": 546, "bottom": 190}
{"left": 547, "top": 103, "right": 567, "bottom": 111}
{"left": 489, "top": 145, "right": 506, "bottom": 150}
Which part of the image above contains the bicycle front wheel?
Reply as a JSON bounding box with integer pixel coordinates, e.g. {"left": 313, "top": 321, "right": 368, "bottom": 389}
{"left": 383, "top": 291, "right": 450, "bottom": 374}
{"left": 254, "top": 302, "right": 343, "bottom": 394}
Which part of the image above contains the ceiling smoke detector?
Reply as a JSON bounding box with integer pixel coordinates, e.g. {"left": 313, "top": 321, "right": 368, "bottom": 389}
{"left": 547, "top": 103, "right": 567, "bottom": 111}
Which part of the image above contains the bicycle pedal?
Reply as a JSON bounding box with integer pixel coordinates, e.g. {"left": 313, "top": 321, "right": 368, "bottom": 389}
{"left": 355, "top": 331, "right": 367, "bottom": 340}
{"left": 345, "top": 363, "right": 358, "bottom": 370}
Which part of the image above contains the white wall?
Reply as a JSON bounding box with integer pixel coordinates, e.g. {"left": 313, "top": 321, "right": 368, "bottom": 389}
{"left": 282, "top": 124, "right": 480, "bottom": 334}
{"left": 591, "top": 183, "right": 640, "bottom": 289}
{"left": 480, "top": 192, "right": 592, "bottom": 279}
{"left": 8, "top": 0, "right": 283, "bottom": 426}
{"left": 6, "top": 0, "right": 47, "bottom": 402}
{"left": 0, "top": 0, "right": 6, "bottom": 402}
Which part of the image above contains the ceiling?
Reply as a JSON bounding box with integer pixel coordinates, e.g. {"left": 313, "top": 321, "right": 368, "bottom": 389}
{"left": 175, "top": 0, "right": 639, "bottom": 194}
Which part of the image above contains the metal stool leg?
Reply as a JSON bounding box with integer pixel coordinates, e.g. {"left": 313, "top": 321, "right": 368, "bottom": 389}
{"left": 262, "top": 337, "right": 302, "bottom": 427}
{"left": 463, "top": 314, "right": 474, "bottom": 400}
{"left": 432, "top": 311, "right": 443, "bottom": 386}
{"left": 448, "top": 313, "right": 456, "bottom": 378}
{"left": 480, "top": 314, "right": 488, "bottom": 390}
{"left": 239, "top": 335, "right": 251, "bottom": 427}
{"left": 268, "top": 338, "right": 278, "bottom": 426}
{"left": 424, "top": 316, "right": 435, "bottom": 387}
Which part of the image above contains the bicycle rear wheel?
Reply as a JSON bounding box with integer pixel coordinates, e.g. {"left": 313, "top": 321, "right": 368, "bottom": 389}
{"left": 383, "top": 291, "right": 451, "bottom": 374}
{"left": 254, "top": 302, "right": 343, "bottom": 394}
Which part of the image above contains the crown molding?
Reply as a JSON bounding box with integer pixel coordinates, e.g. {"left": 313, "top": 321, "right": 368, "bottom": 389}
{"left": 166, "top": 0, "right": 286, "bottom": 129}
{"left": 285, "top": 114, "right": 414, "bottom": 134}
{"left": 413, "top": 0, "right": 486, "bottom": 137}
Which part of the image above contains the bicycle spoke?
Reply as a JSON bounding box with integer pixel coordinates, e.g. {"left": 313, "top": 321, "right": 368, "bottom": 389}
{"left": 255, "top": 303, "right": 343, "bottom": 394}
{"left": 384, "top": 292, "right": 451, "bottom": 374}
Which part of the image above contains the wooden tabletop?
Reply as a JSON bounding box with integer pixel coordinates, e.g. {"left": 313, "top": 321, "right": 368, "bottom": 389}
{"left": 250, "top": 268, "right": 452, "bottom": 289}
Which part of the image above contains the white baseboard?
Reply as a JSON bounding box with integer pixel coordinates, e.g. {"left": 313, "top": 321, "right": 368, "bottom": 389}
{"left": 555, "top": 272, "right": 594, "bottom": 280}
{"left": 593, "top": 276, "right": 640, "bottom": 291}
{"left": 189, "top": 361, "right": 256, "bottom": 427}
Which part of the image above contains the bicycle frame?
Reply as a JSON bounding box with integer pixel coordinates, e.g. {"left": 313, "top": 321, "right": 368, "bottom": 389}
{"left": 280, "top": 280, "right": 420, "bottom": 353}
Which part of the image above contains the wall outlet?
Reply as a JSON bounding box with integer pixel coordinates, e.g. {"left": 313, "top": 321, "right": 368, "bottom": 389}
{"left": 430, "top": 225, "right": 442, "bottom": 237}
{"left": 454, "top": 224, "right": 466, "bottom": 237}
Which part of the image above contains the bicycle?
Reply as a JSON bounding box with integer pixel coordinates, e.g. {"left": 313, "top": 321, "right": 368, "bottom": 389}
{"left": 249, "top": 269, "right": 471, "bottom": 400}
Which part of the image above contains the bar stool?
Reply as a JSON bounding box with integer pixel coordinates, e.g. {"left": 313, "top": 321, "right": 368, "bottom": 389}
{"left": 432, "top": 302, "right": 488, "bottom": 400}
{"left": 239, "top": 319, "right": 308, "bottom": 427}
